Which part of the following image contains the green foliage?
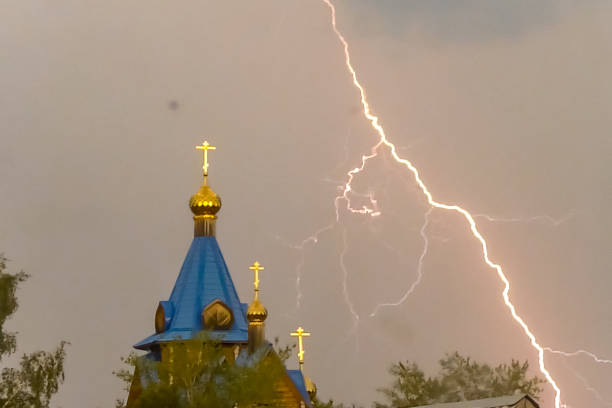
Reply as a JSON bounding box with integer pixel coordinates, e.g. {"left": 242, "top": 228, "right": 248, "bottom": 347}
{"left": 0, "top": 255, "right": 68, "bottom": 408}
{"left": 273, "top": 336, "right": 296, "bottom": 363}
{"left": 312, "top": 395, "right": 362, "bottom": 408}
{"left": 375, "top": 362, "right": 442, "bottom": 408}
{"left": 0, "top": 256, "right": 28, "bottom": 360}
{"left": 0, "top": 342, "right": 68, "bottom": 408}
{"left": 114, "top": 352, "right": 140, "bottom": 398}
{"left": 375, "top": 352, "right": 545, "bottom": 408}
{"left": 312, "top": 397, "right": 338, "bottom": 408}
{"left": 116, "top": 334, "right": 293, "bottom": 408}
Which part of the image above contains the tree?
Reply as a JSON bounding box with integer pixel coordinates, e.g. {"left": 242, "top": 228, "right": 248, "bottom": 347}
{"left": 0, "top": 255, "right": 68, "bottom": 408}
{"left": 375, "top": 352, "right": 545, "bottom": 408}
{"left": 311, "top": 395, "right": 363, "bottom": 408}
{"left": 115, "top": 335, "right": 296, "bottom": 408}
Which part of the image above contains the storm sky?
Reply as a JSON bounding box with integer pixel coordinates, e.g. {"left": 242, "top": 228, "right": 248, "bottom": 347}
{"left": 1, "top": 1, "right": 611, "bottom": 407}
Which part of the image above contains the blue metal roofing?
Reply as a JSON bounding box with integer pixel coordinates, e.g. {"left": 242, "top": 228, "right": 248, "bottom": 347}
{"left": 287, "top": 369, "right": 311, "bottom": 407}
{"left": 134, "top": 236, "right": 248, "bottom": 350}
{"left": 235, "top": 342, "right": 273, "bottom": 368}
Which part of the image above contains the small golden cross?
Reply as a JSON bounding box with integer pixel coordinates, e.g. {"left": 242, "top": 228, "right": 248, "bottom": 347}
{"left": 290, "top": 326, "right": 311, "bottom": 369}
{"left": 195, "top": 141, "right": 216, "bottom": 176}
{"left": 249, "top": 261, "right": 264, "bottom": 291}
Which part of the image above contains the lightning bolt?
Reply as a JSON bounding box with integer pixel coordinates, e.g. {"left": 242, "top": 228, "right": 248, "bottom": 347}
{"left": 340, "top": 227, "right": 360, "bottom": 328}
{"left": 474, "top": 211, "right": 574, "bottom": 227}
{"left": 573, "top": 371, "right": 612, "bottom": 408}
{"left": 293, "top": 224, "right": 335, "bottom": 309}
{"left": 370, "top": 207, "right": 433, "bottom": 317}
{"left": 320, "top": 1, "right": 563, "bottom": 408}
{"left": 272, "top": 224, "right": 336, "bottom": 310}
{"left": 560, "top": 359, "right": 612, "bottom": 408}
{"left": 545, "top": 347, "right": 612, "bottom": 365}
{"left": 335, "top": 146, "right": 382, "bottom": 220}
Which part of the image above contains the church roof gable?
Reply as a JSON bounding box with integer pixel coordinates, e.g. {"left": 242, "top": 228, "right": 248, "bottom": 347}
{"left": 411, "top": 394, "right": 539, "bottom": 408}
{"left": 287, "top": 369, "right": 311, "bottom": 407}
{"left": 134, "top": 236, "right": 247, "bottom": 350}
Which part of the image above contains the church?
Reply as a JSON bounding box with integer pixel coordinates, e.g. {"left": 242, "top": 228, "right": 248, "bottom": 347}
{"left": 125, "top": 142, "right": 315, "bottom": 407}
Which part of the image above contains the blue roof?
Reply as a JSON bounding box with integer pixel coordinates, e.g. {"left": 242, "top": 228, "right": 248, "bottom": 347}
{"left": 235, "top": 342, "right": 273, "bottom": 368}
{"left": 134, "top": 236, "right": 248, "bottom": 350}
{"left": 287, "top": 369, "right": 311, "bottom": 407}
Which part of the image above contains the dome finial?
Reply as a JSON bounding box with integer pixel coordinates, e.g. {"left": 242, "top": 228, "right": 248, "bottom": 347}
{"left": 196, "top": 141, "right": 216, "bottom": 178}
{"left": 290, "top": 326, "right": 311, "bottom": 371}
{"left": 190, "top": 142, "right": 221, "bottom": 236}
{"left": 249, "top": 261, "right": 264, "bottom": 292}
{"left": 247, "top": 261, "right": 267, "bottom": 323}
{"left": 247, "top": 261, "right": 267, "bottom": 354}
{"left": 290, "top": 326, "right": 316, "bottom": 397}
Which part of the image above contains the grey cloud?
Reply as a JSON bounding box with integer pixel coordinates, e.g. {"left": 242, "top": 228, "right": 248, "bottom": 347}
{"left": 345, "top": 0, "right": 580, "bottom": 41}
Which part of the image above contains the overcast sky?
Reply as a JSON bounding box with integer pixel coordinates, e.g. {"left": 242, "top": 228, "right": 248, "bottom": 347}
{"left": 1, "top": 1, "right": 611, "bottom": 407}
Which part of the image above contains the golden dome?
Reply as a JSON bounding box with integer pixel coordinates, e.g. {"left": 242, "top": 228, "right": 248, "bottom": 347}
{"left": 189, "top": 180, "right": 221, "bottom": 217}
{"left": 305, "top": 376, "right": 317, "bottom": 396}
{"left": 247, "top": 298, "right": 268, "bottom": 323}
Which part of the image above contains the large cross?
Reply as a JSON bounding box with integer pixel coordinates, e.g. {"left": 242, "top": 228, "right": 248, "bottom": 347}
{"left": 290, "top": 326, "right": 311, "bottom": 369}
{"left": 195, "top": 141, "right": 216, "bottom": 176}
{"left": 249, "top": 261, "right": 264, "bottom": 291}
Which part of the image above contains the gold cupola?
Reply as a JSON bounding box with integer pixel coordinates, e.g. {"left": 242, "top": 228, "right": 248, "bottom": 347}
{"left": 305, "top": 376, "right": 317, "bottom": 398}
{"left": 247, "top": 262, "right": 268, "bottom": 353}
{"left": 247, "top": 295, "right": 268, "bottom": 323}
{"left": 189, "top": 181, "right": 222, "bottom": 217}
{"left": 190, "top": 141, "right": 221, "bottom": 236}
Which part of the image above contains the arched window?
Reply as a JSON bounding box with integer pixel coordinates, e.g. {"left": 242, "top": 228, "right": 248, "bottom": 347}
{"left": 202, "top": 299, "right": 234, "bottom": 330}
{"left": 155, "top": 301, "right": 174, "bottom": 333}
